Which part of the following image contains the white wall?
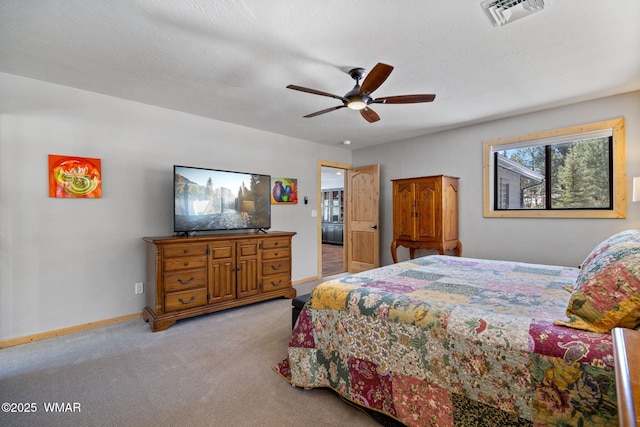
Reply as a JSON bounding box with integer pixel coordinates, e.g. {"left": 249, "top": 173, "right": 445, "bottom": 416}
{"left": 2, "top": 72, "right": 638, "bottom": 341}
{"left": 354, "top": 91, "right": 640, "bottom": 268}
{"left": 0, "top": 73, "right": 351, "bottom": 341}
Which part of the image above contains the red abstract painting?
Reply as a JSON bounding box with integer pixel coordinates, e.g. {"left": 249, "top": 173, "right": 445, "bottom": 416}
{"left": 49, "top": 155, "right": 102, "bottom": 198}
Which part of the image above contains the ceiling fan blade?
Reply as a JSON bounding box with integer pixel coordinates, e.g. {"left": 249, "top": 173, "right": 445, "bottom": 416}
{"left": 360, "top": 107, "right": 380, "bottom": 123}
{"left": 359, "top": 63, "right": 394, "bottom": 96}
{"left": 303, "top": 105, "right": 346, "bottom": 118}
{"left": 373, "top": 94, "right": 436, "bottom": 104}
{"left": 287, "top": 85, "right": 348, "bottom": 102}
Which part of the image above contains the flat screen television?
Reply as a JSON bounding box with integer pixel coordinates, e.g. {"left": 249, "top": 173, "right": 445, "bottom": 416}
{"left": 174, "top": 165, "right": 271, "bottom": 234}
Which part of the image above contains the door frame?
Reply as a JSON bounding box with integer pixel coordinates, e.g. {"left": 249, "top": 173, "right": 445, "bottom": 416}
{"left": 317, "top": 160, "right": 350, "bottom": 279}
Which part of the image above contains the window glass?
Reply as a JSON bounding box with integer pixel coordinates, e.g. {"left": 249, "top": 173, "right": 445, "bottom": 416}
{"left": 551, "top": 138, "right": 610, "bottom": 209}
{"left": 495, "top": 146, "right": 546, "bottom": 209}
{"left": 494, "top": 137, "right": 611, "bottom": 210}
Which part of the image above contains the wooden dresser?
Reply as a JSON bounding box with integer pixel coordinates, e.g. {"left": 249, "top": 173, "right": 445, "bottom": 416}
{"left": 390, "top": 175, "right": 461, "bottom": 263}
{"left": 612, "top": 327, "right": 640, "bottom": 426}
{"left": 143, "top": 231, "right": 296, "bottom": 331}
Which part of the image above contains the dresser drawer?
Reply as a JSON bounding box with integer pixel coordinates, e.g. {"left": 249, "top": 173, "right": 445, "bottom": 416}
{"left": 262, "top": 274, "right": 291, "bottom": 292}
{"left": 163, "top": 257, "right": 207, "bottom": 272}
{"left": 262, "top": 238, "right": 290, "bottom": 250}
{"left": 262, "top": 259, "right": 290, "bottom": 276}
{"left": 163, "top": 268, "right": 207, "bottom": 292}
{"left": 165, "top": 288, "right": 207, "bottom": 312}
{"left": 238, "top": 242, "right": 259, "bottom": 257}
{"left": 210, "top": 243, "right": 234, "bottom": 261}
{"left": 262, "top": 247, "right": 290, "bottom": 260}
{"left": 163, "top": 243, "right": 208, "bottom": 258}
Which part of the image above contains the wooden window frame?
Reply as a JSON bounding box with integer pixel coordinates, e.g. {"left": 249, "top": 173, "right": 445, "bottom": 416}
{"left": 483, "top": 118, "right": 626, "bottom": 218}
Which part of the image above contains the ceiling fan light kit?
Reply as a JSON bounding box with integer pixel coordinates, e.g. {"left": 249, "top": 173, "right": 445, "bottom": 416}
{"left": 346, "top": 99, "right": 367, "bottom": 110}
{"left": 287, "top": 63, "right": 436, "bottom": 123}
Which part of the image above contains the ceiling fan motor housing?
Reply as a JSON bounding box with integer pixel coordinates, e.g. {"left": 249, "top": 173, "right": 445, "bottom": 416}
{"left": 345, "top": 68, "right": 370, "bottom": 109}
{"left": 348, "top": 67, "right": 367, "bottom": 82}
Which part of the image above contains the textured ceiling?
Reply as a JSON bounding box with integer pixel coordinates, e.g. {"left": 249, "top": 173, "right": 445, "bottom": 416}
{"left": 1, "top": 0, "right": 639, "bottom": 150}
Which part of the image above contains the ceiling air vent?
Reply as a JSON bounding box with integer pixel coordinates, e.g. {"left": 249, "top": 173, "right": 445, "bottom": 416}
{"left": 481, "top": 0, "right": 545, "bottom": 26}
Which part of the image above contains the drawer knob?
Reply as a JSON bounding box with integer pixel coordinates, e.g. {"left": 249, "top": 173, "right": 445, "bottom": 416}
{"left": 177, "top": 276, "right": 195, "bottom": 285}
{"left": 270, "top": 280, "right": 283, "bottom": 287}
{"left": 183, "top": 262, "right": 190, "bottom": 267}
{"left": 270, "top": 264, "right": 283, "bottom": 271}
{"left": 178, "top": 295, "right": 196, "bottom": 305}
{"left": 183, "top": 249, "right": 190, "bottom": 253}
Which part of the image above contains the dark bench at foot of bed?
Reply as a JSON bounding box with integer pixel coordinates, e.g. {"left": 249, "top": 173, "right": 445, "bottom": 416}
{"left": 292, "top": 293, "right": 311, "bottom": 328}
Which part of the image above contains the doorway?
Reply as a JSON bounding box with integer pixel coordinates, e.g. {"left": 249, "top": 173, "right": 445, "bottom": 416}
{"left": 318, "top": 161, "right": 381, "bottom": 278}
{"left": 319, "top": 163, "right": 348, "bottom": 278}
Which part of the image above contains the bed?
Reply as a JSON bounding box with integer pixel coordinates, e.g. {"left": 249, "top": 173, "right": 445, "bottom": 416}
{"left": 274, "top": 230, "right": 640, "bottom": 426}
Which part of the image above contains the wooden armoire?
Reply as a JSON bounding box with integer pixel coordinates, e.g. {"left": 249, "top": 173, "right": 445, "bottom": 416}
{"left": 390, "top": 175, "right": 461, "bottom": 263}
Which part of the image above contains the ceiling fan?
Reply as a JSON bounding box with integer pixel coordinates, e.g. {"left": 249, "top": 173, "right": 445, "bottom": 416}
{"left": 286, "top": 63, "right": 436, "bottom": 123}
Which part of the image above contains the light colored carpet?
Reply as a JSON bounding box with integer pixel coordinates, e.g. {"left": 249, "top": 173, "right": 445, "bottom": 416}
{"left": 0, "top": 278, "right": 383, "bottom": 427}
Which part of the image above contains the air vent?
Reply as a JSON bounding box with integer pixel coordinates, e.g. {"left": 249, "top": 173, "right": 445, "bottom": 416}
{"left": 481, "top": 0, "right": 545, "bottom": 26}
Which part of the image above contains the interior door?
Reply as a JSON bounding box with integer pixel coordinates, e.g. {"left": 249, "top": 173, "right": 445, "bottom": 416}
{"left": 346, "top": 164, "right": 380, "bottom": 273}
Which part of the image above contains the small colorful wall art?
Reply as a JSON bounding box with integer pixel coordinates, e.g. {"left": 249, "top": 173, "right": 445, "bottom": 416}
{"left": 49, "top": 155, "right": 102, "bottom": 198}
{"left": 271, "top": 177, "right": 297, "bottom": 204}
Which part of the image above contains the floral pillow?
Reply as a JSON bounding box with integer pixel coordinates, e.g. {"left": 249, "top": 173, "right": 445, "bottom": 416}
{"left": 555, "top": 229, "right": 640, "bottom": 333}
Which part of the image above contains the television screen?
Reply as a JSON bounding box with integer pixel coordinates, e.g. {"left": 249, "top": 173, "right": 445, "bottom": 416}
{"left": 174, "top": 165, "right": 271, "bottom": 234}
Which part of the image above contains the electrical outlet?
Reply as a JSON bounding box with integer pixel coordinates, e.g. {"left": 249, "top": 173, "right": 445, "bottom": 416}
{"left": 135, "top": 282, "right": 144, "bottom": 295}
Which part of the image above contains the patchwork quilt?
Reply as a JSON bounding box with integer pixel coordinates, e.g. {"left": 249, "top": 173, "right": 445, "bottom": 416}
{"left": 274, "top": 256, "right": 618, "bottom": 426}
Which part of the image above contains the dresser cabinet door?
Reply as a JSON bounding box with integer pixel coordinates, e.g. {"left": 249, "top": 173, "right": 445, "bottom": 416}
{"left": 237, "top": 241, "right": 261, "bottom": 298}
{"left": 208, "top": 241, "right": 236, "bottom": 303}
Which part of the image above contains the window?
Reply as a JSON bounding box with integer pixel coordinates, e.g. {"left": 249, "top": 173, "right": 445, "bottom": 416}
{"left": 495, "top": 136, "right": 612, "bottom": 210}
{"left": 483, "top": 118, "right": 626, "bottom": 218}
